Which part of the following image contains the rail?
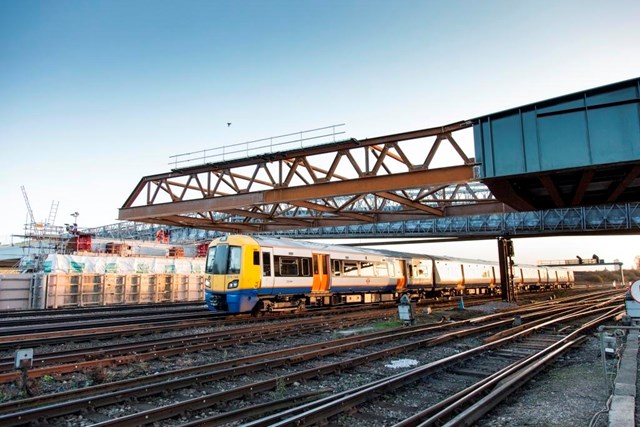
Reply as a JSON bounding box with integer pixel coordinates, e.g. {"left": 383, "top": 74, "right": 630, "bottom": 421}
{"left": 168, "top": 124, "right": 346, "bottom": 169}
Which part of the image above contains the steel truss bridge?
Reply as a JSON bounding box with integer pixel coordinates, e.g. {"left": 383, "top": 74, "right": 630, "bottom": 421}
{"left": 116, "top": 78, "right": 640, "bottom": 242}
{"left": 118, "top": 121, "right": 503, "bottom": 232}
{"left": 92, "top": 202, "right": 640, "bottom": 242}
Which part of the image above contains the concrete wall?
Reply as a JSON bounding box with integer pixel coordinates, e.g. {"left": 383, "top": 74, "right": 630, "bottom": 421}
{"left": 0, "top": 274, "right": 33, "bottom": 310}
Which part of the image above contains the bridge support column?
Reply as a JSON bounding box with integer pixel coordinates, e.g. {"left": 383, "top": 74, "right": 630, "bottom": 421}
{"left": 498, "top": 237, "right": 516, "bottom": 302}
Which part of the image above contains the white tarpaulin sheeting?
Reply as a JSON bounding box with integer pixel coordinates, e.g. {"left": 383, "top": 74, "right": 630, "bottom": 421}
{"left": 43, "top": 254, "right": 205, "bottom": 274}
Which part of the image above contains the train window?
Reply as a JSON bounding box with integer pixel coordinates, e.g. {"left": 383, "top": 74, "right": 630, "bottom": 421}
{"left": 313, "top": 256, "right": 319, "bottom": 275}
{"left": 323, "top": 256, "right": 328, "bottom": 274}
{"left": 205, "top": 246, "right": 219, "bottom": 274}
{"left": 278, "top": 257, "right": 299, "bottom": 276}
{"left": 228, "top": 246, "right": 241, "bottom": 274}
{"left": 332, "top": 260, "right": 340, "bottom": 276}
{"left": 374, "top": 262, "right": 388, "bottom": 276}
{"left": 253, "top": 250, "right": 260, "bottom": 265}
{"left": 360, "top": 261, "right": 375, "bottom": 277}
{"left": 301, "top": 258, "right": 311, "bottom": 276}
{"left": 388, "top": 263, "right": 395, "bottom": 277}
{"left": 206, "top": 245, "right": 243, "bottom": 275}
{"left": 262, "top": 252, "right": 271, "bottom": 276}
{"left": 343, "top": 260, "right": 359, "bottom": 277}
{"left": 206, "top": 244, "right": 232, "bottom": 274}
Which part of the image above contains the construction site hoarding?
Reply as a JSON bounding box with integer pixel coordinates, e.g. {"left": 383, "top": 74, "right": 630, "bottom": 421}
{"left": 42, "top": 254, "right": 205, "bottom": 275}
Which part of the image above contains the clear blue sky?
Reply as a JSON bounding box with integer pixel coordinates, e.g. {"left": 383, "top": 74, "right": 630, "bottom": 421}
{"left": 1, "top": 0, "right": 639, "bottom": 268}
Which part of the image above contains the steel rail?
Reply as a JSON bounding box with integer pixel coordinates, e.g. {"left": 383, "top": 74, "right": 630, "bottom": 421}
{"left": 69, "top": 318, "right": 520, "bottom": 427}
{"left": 0, "top": 311, "right": 386, "bottom": 384}
{"left": 0, "top": 296, "right": 532, "bottom": 373}
{"left": 436, "top": 307, "right": 622, "bottom": 427}
{"left": 0, "top": 316, "right": 498, "bottom": 426}
{"left": 0, "top": 311, "right": 374, "bottom": 371}
{"left": 483, "top": 293, "right": 624, "bottom": 343}
{"left": 0, "top": 301, "right": 206, "bottom": 319}
{"left": 180, "top": 390, "right": 333, "bottom": 427}
{"left": 0, "top": 291, "right": 619, "bottom": 425}
{"left": 394, "top": 336, "right": 587, "bottom": 427}
{"left": 247, "top": 303, "right": 623, "bottom": 426}
{"left": 0, "top": 318, "right": 218, "bottom": 349}
{"left": 0, "top": 310, "right": 217, "bottom": 336}
{"left": 0, "top": 299, "right": 402, "bottom": 349}
{"left": 0, "top": 314, "right": 440, "bottom": 415}
{"left": 88, "top": 299, "right": 613, "bottom": 427}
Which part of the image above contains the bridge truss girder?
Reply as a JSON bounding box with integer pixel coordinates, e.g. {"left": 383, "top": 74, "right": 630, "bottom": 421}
{"left": 95, "top": 203, "right": 640, "bottom": 242}
{"left": 119, "top": 121, "right": 504, "bottom": 233}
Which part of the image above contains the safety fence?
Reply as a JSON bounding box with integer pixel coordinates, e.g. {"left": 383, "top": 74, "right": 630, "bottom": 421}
{"left": 0, "top": 273, "right": 205, "bottom": 310}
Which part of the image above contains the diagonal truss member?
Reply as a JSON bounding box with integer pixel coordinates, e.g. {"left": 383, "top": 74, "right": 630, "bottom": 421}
{"left": 119, "top": 121, "right": 504, "bottom": 233}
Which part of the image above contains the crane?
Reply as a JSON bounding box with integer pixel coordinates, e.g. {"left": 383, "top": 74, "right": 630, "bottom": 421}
{"left": 20, "top": 186, "right": 60, "bottom": 237}
{"left": 20, "top": 185, "right": 37, "bottom": 233}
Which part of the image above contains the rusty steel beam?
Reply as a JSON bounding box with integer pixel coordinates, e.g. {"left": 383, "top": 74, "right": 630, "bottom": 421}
{"left": 120, "top": 165, "right": 475, "bottom": 221}
{"left": 571, "top": 169, "right": 595, "bottom": 205}
{"left": 375, "top": 191, "right": 444, "bottom": 216}
{"left": 539, "top": 175, "right": 565, "bottom": 208}
{"left": 129, "top": 201, "right": 509, "bottom": 233}
{"left": 606, "top": 165, "right": 640, "bottom": 203}
{"left": 118, "top": 122, "right": 493, "bottom": 232}
{"left": 484, "top": 180, "right": 536, "bottom": 212}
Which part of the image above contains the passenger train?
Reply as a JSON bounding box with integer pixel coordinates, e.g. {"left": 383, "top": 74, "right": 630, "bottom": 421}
{"left": 204, "top": 235, "right": 574, "bottom": 313}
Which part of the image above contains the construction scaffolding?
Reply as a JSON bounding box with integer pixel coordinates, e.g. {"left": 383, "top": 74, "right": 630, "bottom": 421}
{"left": 14, "top": 186, "right": 69, "bottom": 271}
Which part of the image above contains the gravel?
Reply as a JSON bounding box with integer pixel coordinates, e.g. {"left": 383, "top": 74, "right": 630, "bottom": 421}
{"left": 475, "top": 332, "right": 614, "bottom": 427}
{"left": 0, "top": 301, "right": 627, "bottom": 426}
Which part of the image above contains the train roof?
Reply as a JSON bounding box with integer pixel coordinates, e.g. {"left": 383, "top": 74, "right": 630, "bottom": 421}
{"left": 222, "top": 235, "right": 571, "bottom": 270}
{"left": 251, "top": 236, "right": 498, "bottom": 265}
{"left": 251, "top": 235, "right": 379, "bottom": 256}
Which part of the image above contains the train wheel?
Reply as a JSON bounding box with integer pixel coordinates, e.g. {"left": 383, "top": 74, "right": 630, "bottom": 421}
{"left": 251, "top": 300, "right": 266, "bottom": 317}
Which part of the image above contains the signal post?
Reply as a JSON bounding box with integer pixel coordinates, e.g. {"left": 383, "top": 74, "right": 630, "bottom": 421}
{"left": 498, "top": 237, "right": 516, "bottom": 302}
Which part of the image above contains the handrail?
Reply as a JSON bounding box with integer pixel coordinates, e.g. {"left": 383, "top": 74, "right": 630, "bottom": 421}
{"left": 168, "top": 124, "right": 346, "bottom": 169}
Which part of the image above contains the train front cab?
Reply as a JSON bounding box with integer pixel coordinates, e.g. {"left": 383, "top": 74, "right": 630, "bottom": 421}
{"left": 204, "top": 235, "right": 262, "bottom": 313}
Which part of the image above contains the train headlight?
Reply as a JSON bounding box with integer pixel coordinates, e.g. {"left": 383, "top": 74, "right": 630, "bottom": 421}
{"left": 227, "top": 279, "right": 239, "bottom": 289}
{"left": 205, "top": 278, "right": 211, "bottom": 288}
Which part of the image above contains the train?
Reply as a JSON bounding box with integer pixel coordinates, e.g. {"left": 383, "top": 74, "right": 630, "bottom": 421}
{"left": 204, "top": 235, "right": 574, "bottom": 313}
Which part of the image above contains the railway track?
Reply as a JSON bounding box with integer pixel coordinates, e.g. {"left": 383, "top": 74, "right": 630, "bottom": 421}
{"left": 0, "top": 288, "right": 574, "bottom": 334}
{"left": 0, "top": 305, "right": 213, "bottom": 334}
{"left": 0, "top": 301, "right": 207, "bottom": 320}
{"left": 0, "top": 310, "right": 389, "bottom": 384}
{"left": 251, "top": 300, "right": 621, "bottom": 426}
{"left": 0, "top": 289, "right": 624, "bottom": 426}
{"left": 0, "top": 294, "right": 520, "bottom": 349}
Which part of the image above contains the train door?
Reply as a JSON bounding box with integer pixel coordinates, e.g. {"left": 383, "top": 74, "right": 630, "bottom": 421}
{"left": 261, "top": 248, "right": 275, "bottom": 294}
{"left": 312, "top": 253, "right": 330, "bottom": 292}
{"left": 396, "top": 260, "right": 407, "bottom": 292}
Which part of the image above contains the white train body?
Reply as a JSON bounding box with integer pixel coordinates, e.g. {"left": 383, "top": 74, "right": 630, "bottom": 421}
{"left": 204, "top": 235, "right": 573, "bottom": 313}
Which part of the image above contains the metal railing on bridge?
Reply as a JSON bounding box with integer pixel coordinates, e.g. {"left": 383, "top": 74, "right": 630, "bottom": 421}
{"left": 86, "top": 202, "right": 640, "bottom": 242}
{"left": 168, "top": 124, "right": 346, "bottom": 169}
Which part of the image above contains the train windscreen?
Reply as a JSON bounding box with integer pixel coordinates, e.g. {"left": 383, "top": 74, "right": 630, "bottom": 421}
{"left": 206, "top": 244, "right": 242, "bottom": 274}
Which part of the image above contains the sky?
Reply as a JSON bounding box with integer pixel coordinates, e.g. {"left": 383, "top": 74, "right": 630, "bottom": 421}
{"left": 1, "top": 0, "right": 639, "bottom": 268}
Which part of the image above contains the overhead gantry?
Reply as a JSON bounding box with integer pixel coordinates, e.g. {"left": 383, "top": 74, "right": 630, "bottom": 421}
{"left": 118, "top": 121, "right": 505, "bottom": 233}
